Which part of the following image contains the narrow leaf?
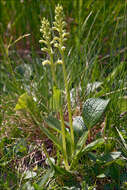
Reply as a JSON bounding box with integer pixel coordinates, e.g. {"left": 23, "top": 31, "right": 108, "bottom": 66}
{"left": 106, "top": 61, "right": 125, "bottom": 83}
{"left": 39, "top": 168, "right": 54, "bottom": 186}
{"left": 115, "top": 127, "right": 127, "bottom": 149}
{"left": 75, "top": 130, "right": 89, "bottom": 156}
{"left": 86, "top": 82, "right": 102, "bottom": 95}
{"left": 44, "top": 116, "right": 61, "bottom": 133}
{"left": 39, "top": 125, "right": 62, "bottom": 150}
{"left": 83, "top": 138, "right": 105, "bottom": 153}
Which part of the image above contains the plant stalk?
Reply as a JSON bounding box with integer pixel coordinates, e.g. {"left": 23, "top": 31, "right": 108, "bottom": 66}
{"left": 61, "top": 51, "right": 74, "bottom": 154}
{"left": 49, "top": 50, "right": 69, "bottom": 170}
{"left": 59, "top": 107, "right": 70, "bottom": 171}
{"left": 50, "top": 53, "right": 57, "bottom": 87}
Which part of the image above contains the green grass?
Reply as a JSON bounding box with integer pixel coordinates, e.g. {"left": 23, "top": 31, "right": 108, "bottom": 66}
{"left": 0, "top": 0, "right": 127, "bottom": 189}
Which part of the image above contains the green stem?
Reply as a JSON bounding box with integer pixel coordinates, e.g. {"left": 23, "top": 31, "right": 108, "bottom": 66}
{"left": 49, "top": 49, "right": 69, "bottom": 170}
{"left": 61, "top": 51, "right": 74, "bottom": 154}
{"left": 59, "top": 107, "right": 70, "bottom": 171}
{"left": 50, "top": 53, "right": 57, "bottom": 87}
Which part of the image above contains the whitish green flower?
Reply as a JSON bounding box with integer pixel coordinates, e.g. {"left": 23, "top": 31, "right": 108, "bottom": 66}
{"left": 56, "top": 59, "right": 63, "bottom": 64}
{"left": 52, "top": 4, "right": 69, "bottom": 52}
{"left": 42, "top": 60, "right": 51, "bottom": 66}
{"left": 39, "top": 17, "right": 53, "bottom": 55}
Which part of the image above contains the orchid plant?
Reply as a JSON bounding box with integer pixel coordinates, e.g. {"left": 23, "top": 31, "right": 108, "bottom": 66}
{"left": 15, "top": 5, "right": 111, "bottom": 185}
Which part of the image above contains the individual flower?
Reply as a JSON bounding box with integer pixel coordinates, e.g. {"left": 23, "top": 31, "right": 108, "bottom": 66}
{"left": 56, "top": 59, "right": 63, "bottom": 64}
{"left": 42, "top": 60, "right": 51, "bottom": 66}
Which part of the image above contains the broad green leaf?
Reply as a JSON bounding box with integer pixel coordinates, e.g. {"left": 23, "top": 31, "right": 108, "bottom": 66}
{"left": 14, "top": 92, "right": 38, "bottom": 113}
{"left": 83, "top": 138, "right": 105, "bottom": 153}
{"left": 89, "top": 151, "right": 121, "bottom": 166}
{"left": 82, "top": 98, "right": 110, "bottom": 128}
{"left": 96, "top": 152, "right": 122, "bottom": 179}
{"left": 97, "top": 151, "right": 121, "bottom": 166}
{"left": 73, "top": 116, "right": 87, "bottom": 142}
{"left": 103, "top": 152, "right": 121, "bottom": 166}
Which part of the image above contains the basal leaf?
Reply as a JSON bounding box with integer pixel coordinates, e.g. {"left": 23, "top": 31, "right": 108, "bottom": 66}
{"left": 14, "top": 92, "right": 38, "bottom": 113}
{"left": 39, "top": 124, "right": 62, "bottom": 150}
{"left": 75, "top": 130, "right": 89, "bottom": 156}
{"left": 44, "top": 116, "right": 61, "bottom": 133}
{"left": 82, "top": 98, "right": 110, "bottom": 128}
{"left": 83, "top": 138, "right": 105, "bottom": 153}
{"left": 73, "top": 116, "right": 87, "bottom": 142}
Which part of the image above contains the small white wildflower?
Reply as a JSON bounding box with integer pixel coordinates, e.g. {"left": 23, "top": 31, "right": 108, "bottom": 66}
{"left": 56, "top": 59, "right": 63, "bottom": 64}
{"left": 53, "top": 36, "right": 60, "bottom": 42}
{"left": 41, "top": 47, "right": 49, "bottom": 53}
{"left": 54, "top": 43, "right": 59, "bottom": 48}
{"left": 39, "top": 39, "right": 48, "bottom": 45}
{"left": 62, "top": 32, "right": 69, "bottom": 38}
{"left": 52, "top": 26, "right": 59, "bottom": 32}
{"left": 42, "top": 60, "right": 51, "bottom": 65}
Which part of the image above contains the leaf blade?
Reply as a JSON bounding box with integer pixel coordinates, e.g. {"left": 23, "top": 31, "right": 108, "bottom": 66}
{"left": 82, "top": 98, "right": 110, "bottom": 128}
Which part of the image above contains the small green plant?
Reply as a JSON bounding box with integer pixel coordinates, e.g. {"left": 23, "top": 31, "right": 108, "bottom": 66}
{"left": 15, "top": 5, "right": 110, "bottom": 185}
{"left": 0, "top": 1, "right": 127, "bottom": 189}
{"left": 38, "top": 3, "right": 110, "bottom": 170}
{"left": 39, "top": 4, "right": 74, "bottom": 170}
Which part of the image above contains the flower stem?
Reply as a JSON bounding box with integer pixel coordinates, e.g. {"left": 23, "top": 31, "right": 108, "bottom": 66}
{"left": 61, "top": 52, "right": 74, "bottom": 154}
{"left": 50, "top": 53, "right": 57, "bottom": 87}
{"left": 59, "top": 107, "right": 70, "bottom": 171}
{"left": 49, "top": 50, "right": 69, "bottom": 170}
